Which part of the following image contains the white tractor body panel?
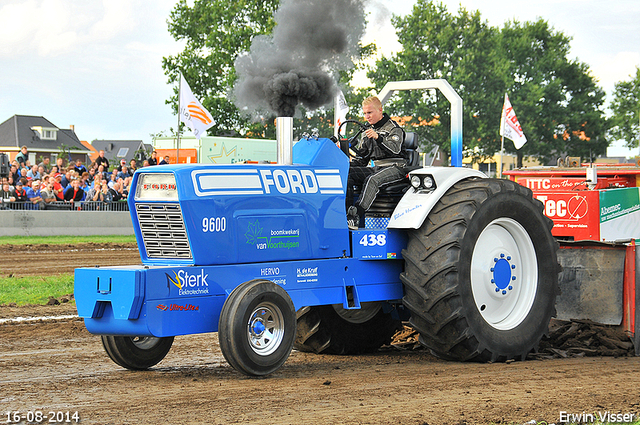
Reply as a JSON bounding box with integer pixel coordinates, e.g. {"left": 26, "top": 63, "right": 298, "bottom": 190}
{"left": 387, "top": 167, "right": 487, "bottom": 229}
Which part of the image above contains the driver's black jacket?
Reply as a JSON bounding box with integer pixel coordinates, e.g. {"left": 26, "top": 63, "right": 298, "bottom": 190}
{"left": 352, "top": 113, "right": 407, "bottom": 166}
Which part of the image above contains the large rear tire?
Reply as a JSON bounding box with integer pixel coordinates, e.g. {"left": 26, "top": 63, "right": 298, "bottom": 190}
{"left": 401, "top": 178, "right": 560, "bottom": 362}
{"left": 101, "top": 335, "right": 174, "bottom": 370}
{"left": 294, "top": 302, "right": 402, "bottom": 354}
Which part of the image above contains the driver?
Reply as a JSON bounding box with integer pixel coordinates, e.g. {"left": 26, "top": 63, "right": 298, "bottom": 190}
{"left": 346, "top": 96, "right": 408, "bottom": 230}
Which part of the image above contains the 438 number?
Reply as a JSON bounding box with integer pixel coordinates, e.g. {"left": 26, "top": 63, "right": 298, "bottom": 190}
{"left": 202, "top": 217, "right": 226, "bottom": 233}
{"left": 358, "top": 233, "right": 386, "bottom": 247}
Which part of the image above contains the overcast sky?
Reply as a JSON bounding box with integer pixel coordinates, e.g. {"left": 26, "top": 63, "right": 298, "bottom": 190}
{"left": 1, "top": 0, "right": 638, "bottom": 154}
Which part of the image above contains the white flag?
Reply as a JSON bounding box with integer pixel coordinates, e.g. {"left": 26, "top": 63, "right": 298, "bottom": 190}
{"left": 179, "top": 73, "right": 214, "bottom": 139}
{"left": 500, "top": 94, "right": 527, "bottom": 149}
{"left": 334, "top": 90, "right": 349, "bottom": 137}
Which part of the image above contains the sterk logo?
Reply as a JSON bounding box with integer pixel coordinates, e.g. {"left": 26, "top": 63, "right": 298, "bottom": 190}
{"left": 157, "top": 304, "right": 168, "bottom": 311}
{"left": 188, "top": 102, "right": 212, "bottom": 125}
{"left": 166, "top": 269, "right": 210, "bottom": 296}
{"left": 166, "top": 270, "right": 183, "bottom": 290}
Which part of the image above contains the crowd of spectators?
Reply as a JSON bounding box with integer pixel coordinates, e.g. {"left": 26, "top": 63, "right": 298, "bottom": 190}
{"left": 0, "top": 146, "right": 163, "bottom": 211}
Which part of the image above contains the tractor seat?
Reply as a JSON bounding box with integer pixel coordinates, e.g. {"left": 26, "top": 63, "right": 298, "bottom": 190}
{"left": 366, "top": 132, "right": 420, "bottom": 218}
{"left": 403, "top": 132, "right": 420, "bottom": 169}
{"left": 377, "top": 132, "right": 420, "bottom": 195}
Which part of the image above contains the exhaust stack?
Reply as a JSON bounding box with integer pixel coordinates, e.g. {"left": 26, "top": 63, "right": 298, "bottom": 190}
{"left": 276, "top": 117, "right": 293, "bottom": 165}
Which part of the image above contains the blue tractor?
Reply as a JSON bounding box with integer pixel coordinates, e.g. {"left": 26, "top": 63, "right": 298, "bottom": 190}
{"left": 75, "top": 80, "right": 560, "bottom": 375}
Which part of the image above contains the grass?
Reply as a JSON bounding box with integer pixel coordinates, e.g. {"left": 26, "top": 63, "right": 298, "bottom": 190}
{"left": 0, "top": 235, "right": 136, "bottom": 305}
{"left": 0, "top": 274, "right": 74, "bottom": 306}
{"left": 0, "top": 235, "right": 136, "bottom": 245}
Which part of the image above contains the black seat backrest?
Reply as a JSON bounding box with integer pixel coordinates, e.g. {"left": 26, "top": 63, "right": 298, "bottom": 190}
{"left": 404, "top": 132, "right": 419, "bottom": 167}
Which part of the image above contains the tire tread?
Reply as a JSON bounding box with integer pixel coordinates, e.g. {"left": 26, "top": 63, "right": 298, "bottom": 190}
{"left": 401, "top": 178, "right": 559, "bottom": 362}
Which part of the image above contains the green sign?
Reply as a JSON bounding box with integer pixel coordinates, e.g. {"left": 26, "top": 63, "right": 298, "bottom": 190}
{"left": 599, "top": 187, "right": 640, "bottom": 241}
{"left": 599, "top": 187, "right": 640, "bottom": 223}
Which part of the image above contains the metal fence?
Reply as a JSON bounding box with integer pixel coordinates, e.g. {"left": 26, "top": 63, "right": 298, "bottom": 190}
{"left": 0, "top": 200, "right": 129, "bottom": 212}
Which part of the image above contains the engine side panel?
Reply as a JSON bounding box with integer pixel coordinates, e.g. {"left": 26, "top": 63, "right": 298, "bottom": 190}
{"left": 130, "top": 138, "right": 351, "bottom": 266}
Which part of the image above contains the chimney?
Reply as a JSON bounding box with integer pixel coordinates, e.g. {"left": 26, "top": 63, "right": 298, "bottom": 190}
{"left": 70, "top": 125, "right": 75, "bottom": 132}
{"left": 276, "top": 117, "right": 293, "bottom": 165}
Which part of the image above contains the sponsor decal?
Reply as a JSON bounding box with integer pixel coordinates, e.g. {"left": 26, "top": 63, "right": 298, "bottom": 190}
{"left": 172, "top": 303, "right": 199, "bottom": 311}
{"left": 270, "top": 277, "right": 287, "bottom": 285}
{"left": 156, "top": 303, "right": 200, "bottom": 312}
{"left": 245, "top": 220, "right": 300, "bottom": 250}
{"left": 260, "top": 266, "right": 287, "bottom": 285}
{"left": 599, "top": 188, "right": 640, "bottom": 223}
{"left": 535, "top": 194, "right": 589, "bottom": 219}
{"left": 393, "top": 203, "right": 423, "bottom": 220}
{"left": 296, "top": 266, "right": 318, "bottom": 278}
{"left": 296, "top": 266, "right": 318, "bottom": 284}
{"left": 166, "top": 269, "right": 210, "bottom": 296}
{"left": 261, "top": 267, "right": 281, "bottom": 276}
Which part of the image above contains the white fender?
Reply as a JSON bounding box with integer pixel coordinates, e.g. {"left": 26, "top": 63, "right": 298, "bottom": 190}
{"left": 387, "top": 167, "right": 487, "bottom": 229}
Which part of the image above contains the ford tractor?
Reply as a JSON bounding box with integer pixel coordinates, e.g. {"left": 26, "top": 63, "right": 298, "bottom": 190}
{"left": 74, "top": 80, "right": 560, "bottom": 376}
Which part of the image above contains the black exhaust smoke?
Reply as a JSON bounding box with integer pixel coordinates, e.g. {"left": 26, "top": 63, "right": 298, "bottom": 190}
{"left": 234, "top": 0, "right": 367, "bottom": 117}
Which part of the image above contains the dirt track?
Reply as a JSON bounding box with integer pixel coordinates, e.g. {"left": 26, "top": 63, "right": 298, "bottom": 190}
{"left": 0, "top": 243, "right": 140, "bottom": 277}
{"left": 0, "top": 305, "right": 639, "bottom": 425}
{"left": 1, "top": 243, "right": 640, "bottom": 424}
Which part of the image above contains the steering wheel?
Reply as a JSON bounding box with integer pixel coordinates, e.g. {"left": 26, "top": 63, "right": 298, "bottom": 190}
{"left": 337, "top": 120, "right": 369, "bottom": 158}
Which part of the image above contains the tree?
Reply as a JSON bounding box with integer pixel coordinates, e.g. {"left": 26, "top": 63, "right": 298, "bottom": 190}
{"left": 498, "top": 20, "right": 608, "bottom": 164}
{"left": 367, "top": 0, "right": 608, "bottom": 165}
{"left": 162, "top": 0, "right": 374, "bottom": 140}
{"left": 368, "top": 1, "right": 501, "bottom": 161}
{"left": 162, "top": 0, "right": 280, "bottom": 137}
{"left": 609, "top": 67, "right": 640, "bottom": 149}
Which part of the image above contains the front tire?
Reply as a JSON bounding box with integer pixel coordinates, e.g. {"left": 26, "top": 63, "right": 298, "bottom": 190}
{"left": 401, "top": 178, "right": 560, "bottom": 362}
{"left": 218, "top": 279, "right": 296, "bottom": 376}
{"left": 101, "top": 335, "right": 174, "bottom": 370}
{"left": 294, "top": 302, "right": 402, "bottom": 354}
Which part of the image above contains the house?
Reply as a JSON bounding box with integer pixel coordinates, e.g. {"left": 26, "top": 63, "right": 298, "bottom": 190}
{"left": 422, "top": 145, "right": 446, "bottom": 167}
{"left": 0, "top": 115, "right": 91, "bottom": 168}
{"left": 91, "top": 140, "right": 152, "bottom": 168}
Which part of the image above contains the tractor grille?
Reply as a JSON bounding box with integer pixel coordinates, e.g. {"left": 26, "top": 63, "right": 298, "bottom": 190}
{"left": 135, "top": 203, "right": 192, "bottom": 259}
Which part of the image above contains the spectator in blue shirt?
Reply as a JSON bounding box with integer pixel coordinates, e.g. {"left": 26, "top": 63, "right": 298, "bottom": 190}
{"left": 26, "top": 165, "right": 43, "bottom": 180}
{"left": 60, "top": 168, "right": 73, "bottom": 188}
{"left": 26, "top": 179, "right": 44, "bottom": 210}
{"left": 117, "top": 165, "right": 132, "bottom": 181}
{"left": 79, "top": 174, "right": 91, "bottom": 196}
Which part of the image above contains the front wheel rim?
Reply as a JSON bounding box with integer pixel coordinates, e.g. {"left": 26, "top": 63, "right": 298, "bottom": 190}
{"left": 247, "top": 302, "right": 285, "bottom": 356}
{"left": 130, "top": 336, "right": 162, "bottom": 350}
{"left": 470, "top": 217, "right": 538, "bottom": 331}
